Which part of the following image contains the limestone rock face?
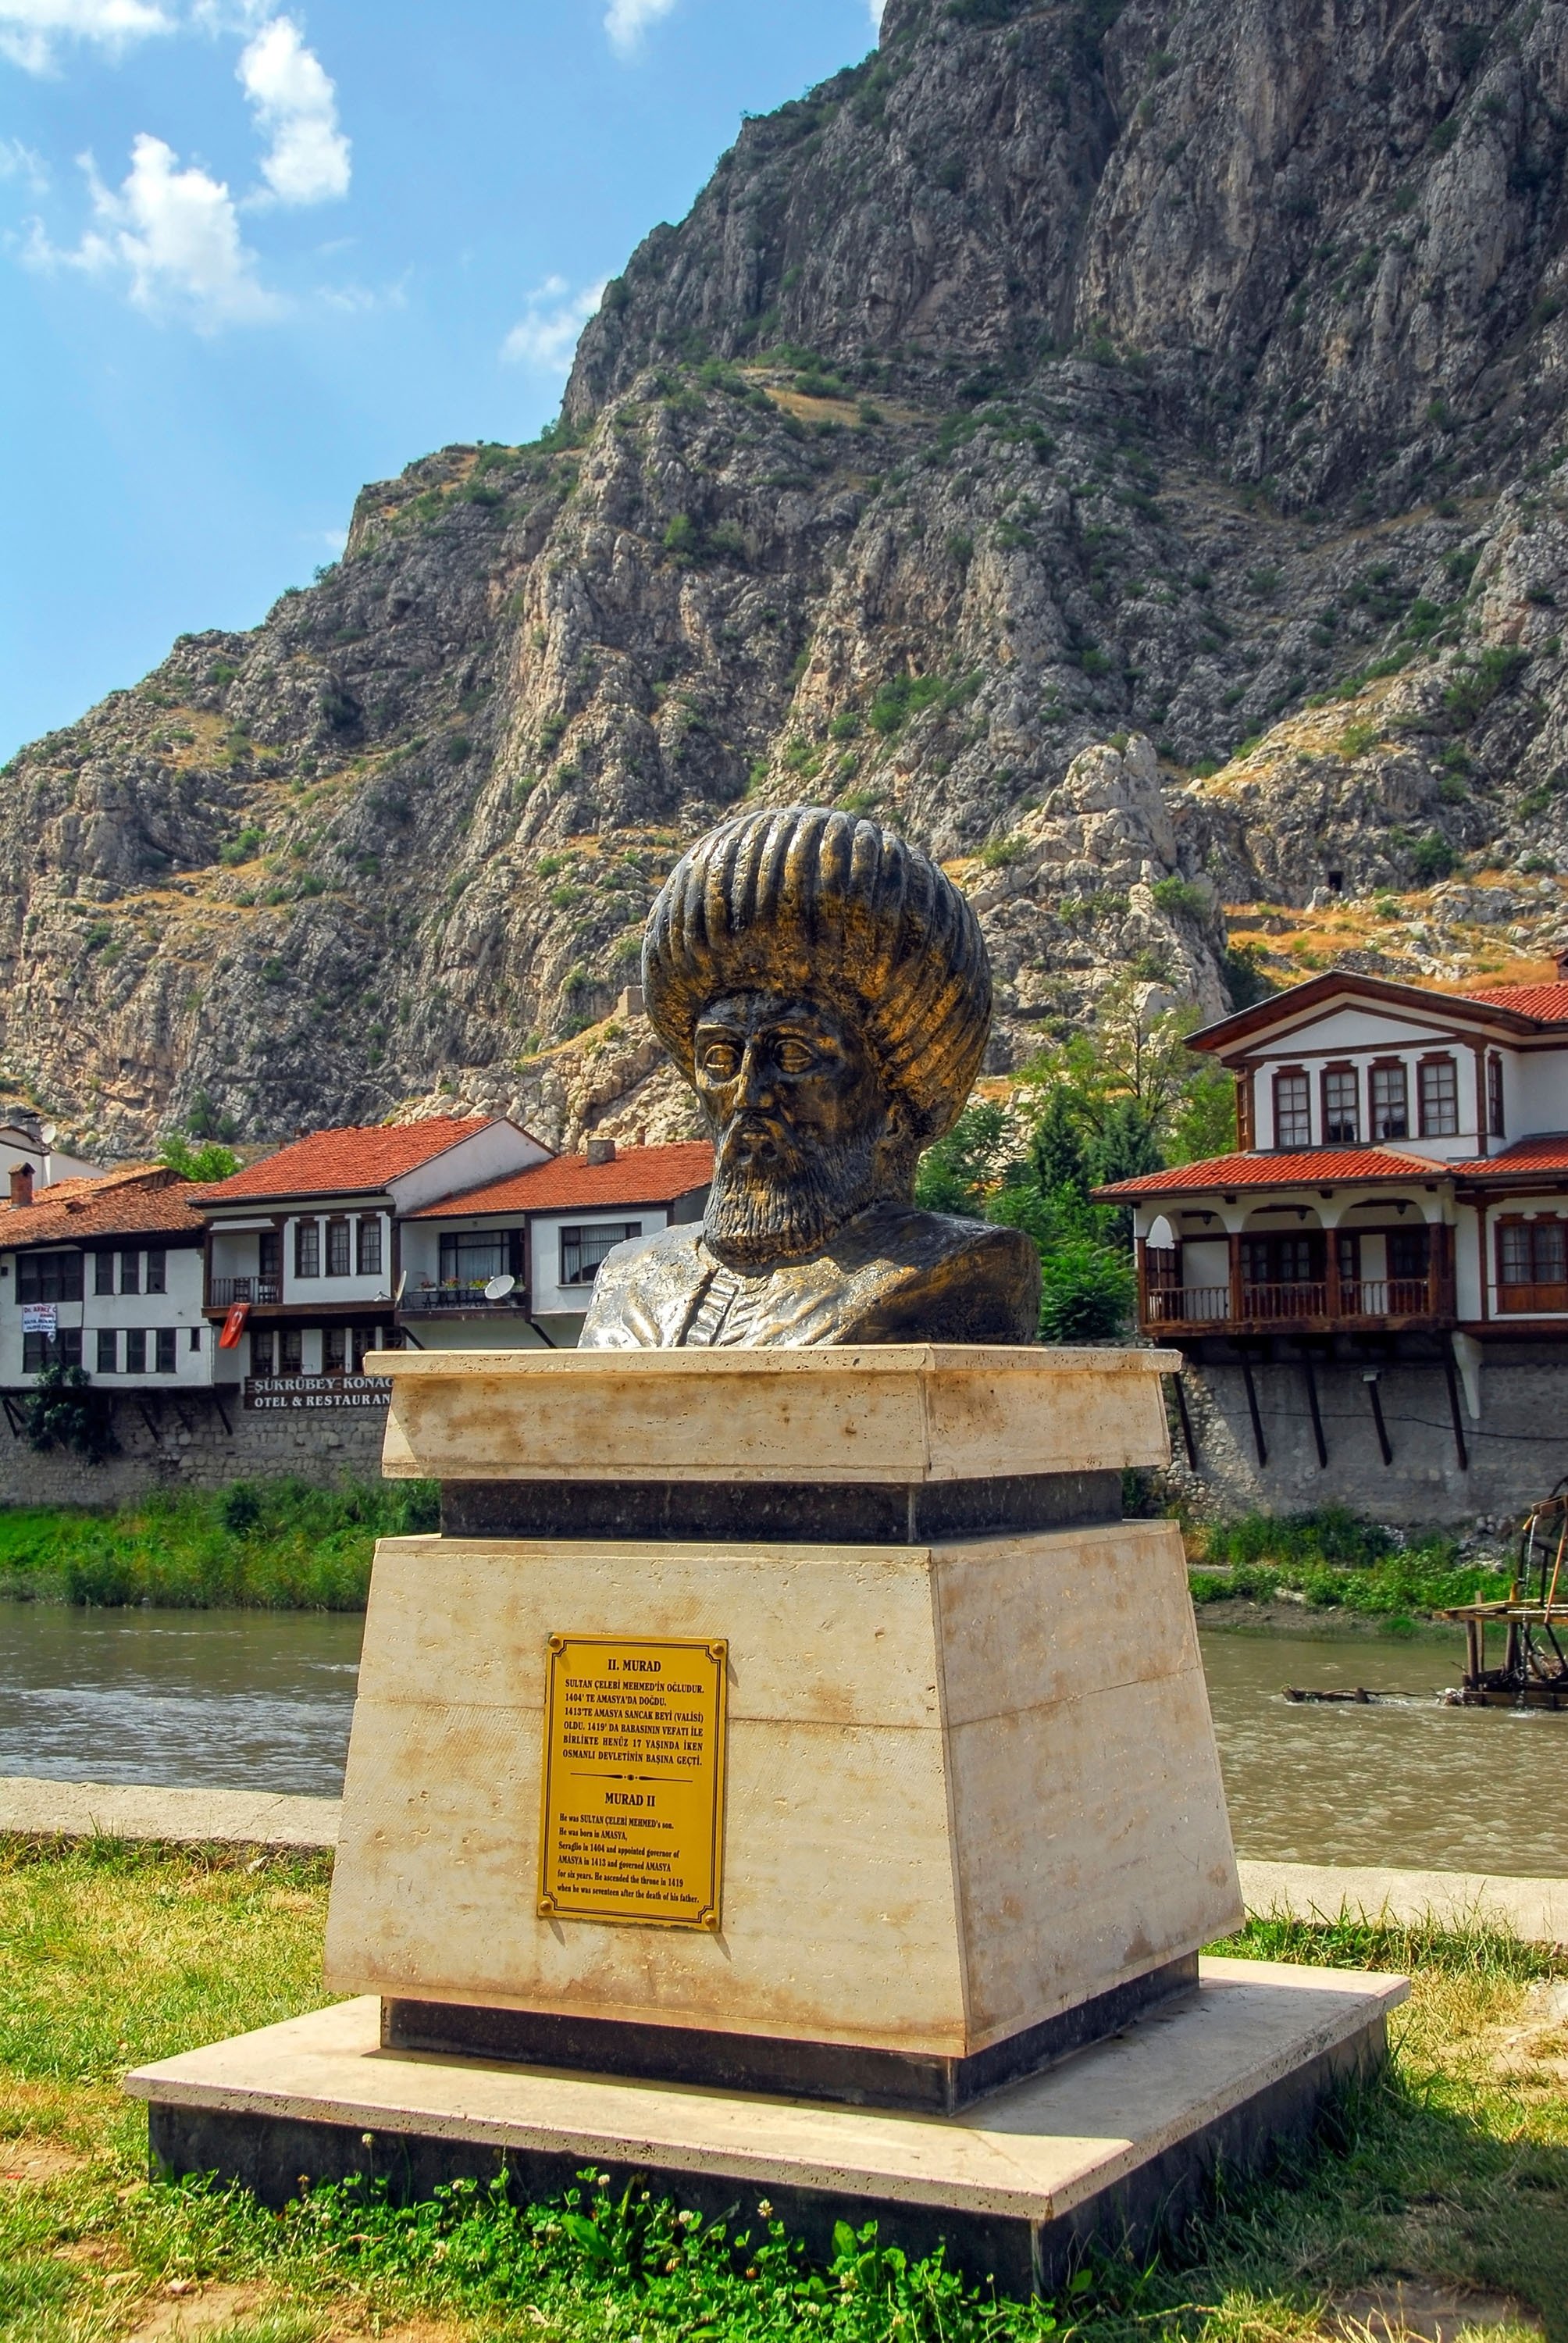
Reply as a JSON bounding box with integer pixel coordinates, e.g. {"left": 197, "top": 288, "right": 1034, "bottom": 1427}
{"left": 5, "top": 0, "right": 1568, "bottom": 1153}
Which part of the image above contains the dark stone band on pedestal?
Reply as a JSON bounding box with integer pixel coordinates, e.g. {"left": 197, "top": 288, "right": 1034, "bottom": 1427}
{"left": 381, "top": 1954, "right": 1197, "bottom": 2115}
{"left": 440, "top": 1468, "right": 1122, "bottom": 1546}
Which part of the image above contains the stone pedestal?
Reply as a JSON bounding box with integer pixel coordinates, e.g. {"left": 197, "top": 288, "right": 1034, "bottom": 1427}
{"left": 130, "top": 1343, "right": 1402, "bottom": 2281}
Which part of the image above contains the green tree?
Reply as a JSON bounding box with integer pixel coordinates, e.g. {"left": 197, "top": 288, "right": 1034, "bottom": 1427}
{"left": 21, "top": 1363, "right": 118, "bottom": 1463}
{"left": 159, "top": 1134, "right": 241, "bottom": 1182}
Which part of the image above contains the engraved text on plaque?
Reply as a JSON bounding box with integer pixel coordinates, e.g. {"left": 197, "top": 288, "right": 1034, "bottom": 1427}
{"left": 538, "top": 1635, "right": 728, "bottom": 1929}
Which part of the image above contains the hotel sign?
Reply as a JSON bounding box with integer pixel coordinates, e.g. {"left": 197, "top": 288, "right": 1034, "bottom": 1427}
{"left": 242, "top": 1375, "right": 392, "bottom": 1411}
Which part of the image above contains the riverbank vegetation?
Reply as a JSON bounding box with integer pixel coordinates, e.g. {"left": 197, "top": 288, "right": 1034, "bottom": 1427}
{"left": 0, "top": 1480, "right": 437, "bottom": 1610}
{"left": 0, "top": 1839, "right": 1560, "bottom": 2339}
{"left": 1185, "top": 1504, "right": 1515, "bottom": 1625}
{"left": 0, "top": 1488, "right": 1518, "bottom": 1623}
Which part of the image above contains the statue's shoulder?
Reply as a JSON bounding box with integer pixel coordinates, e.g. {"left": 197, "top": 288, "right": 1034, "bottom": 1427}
{"left": 842, "top": 1208, "right": 1041, "bottom": 1345}
{"left": 578, "top": 1223, "right": 704, "bottom": 1349}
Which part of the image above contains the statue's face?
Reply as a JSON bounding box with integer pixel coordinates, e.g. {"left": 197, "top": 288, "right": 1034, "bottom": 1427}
{"left": 693, "top": 991, "right": 899, "bottom": 1268}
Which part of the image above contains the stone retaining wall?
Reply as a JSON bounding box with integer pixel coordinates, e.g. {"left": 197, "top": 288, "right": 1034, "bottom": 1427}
{"left": 1171, "top": 1355, "right": 1568, "bottom": 1521}
{"left": 0, "top": 1392, "right": 390, "bottom": 1507}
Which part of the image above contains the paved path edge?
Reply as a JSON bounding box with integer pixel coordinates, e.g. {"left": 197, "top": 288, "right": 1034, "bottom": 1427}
{"left": 4, "top": 1783, "right": 1565, "bottom": 1942}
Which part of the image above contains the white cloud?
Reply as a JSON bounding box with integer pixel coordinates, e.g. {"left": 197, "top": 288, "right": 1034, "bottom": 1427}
{"left": 0, "top": 134, "right": 49, "bottom": 188}
{"left": 27, "top": 132, "right": 280, "bottom": 324}
{"left": 501, "top": 274, "right": 605, "bottom": 373}
{"left": 237, "top": 16, "right": 348, "bottom": 205}
{"left": 604, "top": 0, "right": 677, "bottom": 57}
{"left": 0, "top": 0, "right": 171, "bottom": 74}
{"left": 868, "top": 0, "right": 886, "bottom": 25}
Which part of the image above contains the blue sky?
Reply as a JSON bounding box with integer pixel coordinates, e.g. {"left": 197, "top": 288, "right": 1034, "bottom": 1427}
{"left": 0, "top": 0, "right": 885, "bottom": 762}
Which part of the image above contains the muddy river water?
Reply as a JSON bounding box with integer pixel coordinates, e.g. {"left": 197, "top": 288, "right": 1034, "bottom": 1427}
{"left": 1, "top": 1605, "right": 1563, "bottom": 1876}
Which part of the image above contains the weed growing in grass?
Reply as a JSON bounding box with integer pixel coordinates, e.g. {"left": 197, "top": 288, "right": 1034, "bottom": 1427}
{"left": 0, "top": 1478, "right": 438, "bottom": 1610}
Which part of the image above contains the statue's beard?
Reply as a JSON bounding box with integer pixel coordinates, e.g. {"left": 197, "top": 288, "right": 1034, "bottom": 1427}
{"left": 704, "top": 1115, "right": 883, "bottom": 1270}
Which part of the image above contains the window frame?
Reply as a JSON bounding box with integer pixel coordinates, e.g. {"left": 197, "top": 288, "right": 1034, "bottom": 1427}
{"left": 356, "top": 1214, "right": 383, "bottom": 1277}
{"left": 1272, "top": 1068, "right": 1312, "bottom": 1151}
{"left": 1369, "top": 1059, "right": 1410, "bottom": 1142}
{"left": 325, "top": 1217, "right": 352, "bottom": 1278}
{"left": 1320, "top": 1063, "right": 1360, "bottom": 1146}
{"left": 125, "top": 1328, "right": 147, "bottom": 1375}
{"left": 23, "top": 1328, "right": 83, "bottom": 1373}
{"left": 154, "top": 1327, "right": 176, "bottom": 1375}
{"left": 94, "top": 1250, "right": 114, "bottom": 1296}
{"left": 294, "top": 1219, "right": 321, "bottom": 1280}
{"left": 96, "top": 1327, "right": 118, "bottom": 1374}
{"left": 1495, "top": 1214, "right": 1568, "bottom": 1310}
{"left": 17, "top": 1250, "right": 84, "bottom": 1305}
{"left": 1417, "top": 1054, "right": 1459, "bottom": 1139}
{"left": 144, "top": 1247, "right": 167, "bottom": 1296}
{"left": 280, "top": 1326, "right": 304, "bottom": 1375}
{"left": 1487, "top": 1054, "right": 1506, "bottom": 1139}
{"left": 119, "top": 1248, "right": 140, "bottom": 1296}
{"left": 559, "top": 1221, "right": 643, "bottom": 1287}
{"left": 250, "top": 1328, "right": 276, "bottom": 1377}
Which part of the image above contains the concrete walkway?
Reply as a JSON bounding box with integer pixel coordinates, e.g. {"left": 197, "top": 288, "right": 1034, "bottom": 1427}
{"left": 1237, "top": 1857, "right": 1568, "bottom": 1948}
{"left": 0, "top": 1777, "right": 338, "bottom": 1850}
{"left": 3, "top": 1780, "right": 1565, "bottom": 1942}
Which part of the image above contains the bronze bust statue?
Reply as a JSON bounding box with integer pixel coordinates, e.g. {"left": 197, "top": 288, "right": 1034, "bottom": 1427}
{"left": 580, "top": 805, "right": 1040, "bottom": 1348}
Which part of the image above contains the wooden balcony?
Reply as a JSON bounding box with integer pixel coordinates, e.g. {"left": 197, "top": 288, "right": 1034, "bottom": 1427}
{"left": 208, "top": 1277, "right": 281, "bottom": 1307}
{"left": 1140, "top": 1240, "right": 1455, "bottom": 1338}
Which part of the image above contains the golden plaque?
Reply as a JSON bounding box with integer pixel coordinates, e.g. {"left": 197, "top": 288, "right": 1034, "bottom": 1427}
{"left": 538, "top": 1635, "right": 728, "bottom": 1930}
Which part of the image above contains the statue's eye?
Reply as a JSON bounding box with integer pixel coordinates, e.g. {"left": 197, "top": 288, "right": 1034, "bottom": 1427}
{"left": 776, "top": 1039, "right": 815, "bottom": 1074}
{"left": 700, "top": 1043, "right": 739, "bottom": 1079}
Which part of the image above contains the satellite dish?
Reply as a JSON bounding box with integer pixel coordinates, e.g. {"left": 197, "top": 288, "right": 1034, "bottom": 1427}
{"left": 485, "top": 1273, "right": 517, "bottom": 1301}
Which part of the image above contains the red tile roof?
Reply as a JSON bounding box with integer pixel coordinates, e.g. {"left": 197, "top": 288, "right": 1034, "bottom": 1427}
{"left": 203, "top": 1119, "right": 496, "bottom": 1203}
{"left": 1094, "top": 1147, "right": 1440, "bottom": 1199}
{"left": 412, "top": 1140, "right": 715, "bottom": 1219}
{"left": 1452, "top": 1133, "right": 1568, "bottom": 1178}
{"left": 0, "top": 1167, "right": 214, "bottom": 1246}
{"left": 1458, "top": 982, "right": 1568, "bottom": 1022}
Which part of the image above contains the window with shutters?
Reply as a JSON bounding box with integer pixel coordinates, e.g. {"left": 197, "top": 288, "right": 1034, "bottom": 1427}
{"left": 1273, "top": 1072, "right": 1311, "bottom": 1150}
{"left": 1370, "top": 1063, "right": 1409, "bottom": 1140}
{"left": 1418, "top": 1057, "right": 1458, "bottom": 1138}
{"left": 1321, "top": 1067, "right": 1360, "bottom": 1144}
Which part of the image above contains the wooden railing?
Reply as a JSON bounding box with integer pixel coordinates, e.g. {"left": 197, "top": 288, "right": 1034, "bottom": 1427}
{"left": 208, "top": 1277, "right": 280, "bottom": 1307}
{"left": 1141, "top": 1243, "right": 1456, "bottom": 1336}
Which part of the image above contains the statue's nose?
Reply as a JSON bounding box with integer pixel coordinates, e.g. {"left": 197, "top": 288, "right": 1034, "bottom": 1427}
{"left": 736, "top": 1043, "right": 774, "bottom": 1109}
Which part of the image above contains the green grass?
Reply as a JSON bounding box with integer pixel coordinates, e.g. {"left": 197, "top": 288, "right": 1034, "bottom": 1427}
{"left": 1185, "top": 1505, "right": 1513, "bottom": 1621}
{"left": 1, "top": 1844, "right": 1563, "bottom": 2339}
{"left": 0, "top": 1479, "right": 438, "bottom": 1610}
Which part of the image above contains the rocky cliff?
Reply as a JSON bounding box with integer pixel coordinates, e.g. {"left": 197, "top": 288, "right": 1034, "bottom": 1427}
{"left": 4, "top": 0, "right": 1567, "bottom": 1156}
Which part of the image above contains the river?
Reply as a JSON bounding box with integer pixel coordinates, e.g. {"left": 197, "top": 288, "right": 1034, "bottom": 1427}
{"left": 1, "top": 1605, "right": 1563, "bottom": 1876}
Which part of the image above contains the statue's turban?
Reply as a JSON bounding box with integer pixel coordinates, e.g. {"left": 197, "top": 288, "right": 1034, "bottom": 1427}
{"left": 643, "top": 805, "right": 991, "bottom": 1141}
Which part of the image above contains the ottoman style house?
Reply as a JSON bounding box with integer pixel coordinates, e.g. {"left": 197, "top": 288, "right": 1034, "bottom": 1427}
{"left": 1095, "top": 961, "right": 1568, "bottom": 1485}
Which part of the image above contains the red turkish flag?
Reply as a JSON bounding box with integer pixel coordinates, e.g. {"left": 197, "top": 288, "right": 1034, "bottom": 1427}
{"left": 219, "top": 1302, "right": 250, "bottom": 1350}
